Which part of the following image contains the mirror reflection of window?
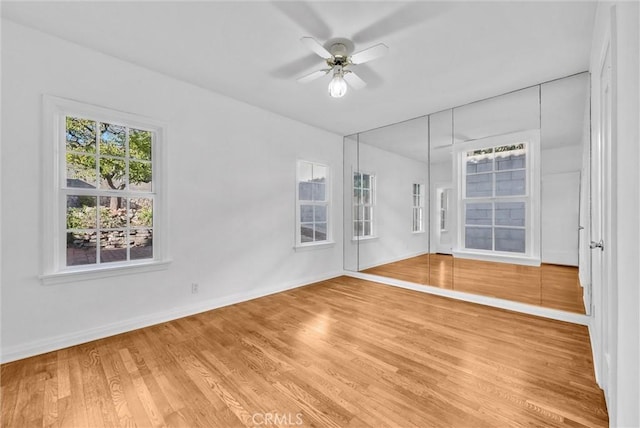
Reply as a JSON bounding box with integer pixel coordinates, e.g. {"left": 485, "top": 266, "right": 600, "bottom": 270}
{"left": 412, "top": 183, "right": 424, "bottom": 233}
{"left": 440, "top": 190, "right": 448, "bottom": 232}
{"left": 353, "top": 172, "right": 375, "bottom": 238}
{"left": 462, "top": 141, "right": 529, "bottom": 254}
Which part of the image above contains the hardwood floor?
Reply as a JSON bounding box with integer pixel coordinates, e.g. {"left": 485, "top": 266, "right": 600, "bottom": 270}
{"left": 364, "top": 254, "right": 586, "bottom": 314}
{"left": 362, "top": 254, "right": 430, "bottom": 285}
{"left": 428, "top": 253, "right": 454, "bottom": 289}
{"left": 453, "top": 258, "right": 542, "bottom": 306}
{"left": 1, "top": 276, "right": 606, "bottom": 427}
{"left": 541, "top": 264, "right": 586, "bottom": 313}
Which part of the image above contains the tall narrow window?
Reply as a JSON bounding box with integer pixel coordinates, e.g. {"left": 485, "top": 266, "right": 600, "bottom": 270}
{"left": 296, "top": 161, "right": 330, "bottom": 246}
{"left": 353, "top": 172, "right": 375, "bottom": 238}
{"left": 42, "top": 96, "right": 167, "bottom": 281}
{"left": 439, "top": 189, "right": 448, "bottom": 232}
{"left": 463, "top": 143, "right": 528, "bottom": 253}
{"left": 412, "top": 183, "right": 424, "bottom": 232}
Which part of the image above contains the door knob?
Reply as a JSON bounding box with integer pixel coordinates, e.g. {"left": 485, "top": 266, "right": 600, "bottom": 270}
{"left": 590, "top": 240, "right": 604, "bottom": 251}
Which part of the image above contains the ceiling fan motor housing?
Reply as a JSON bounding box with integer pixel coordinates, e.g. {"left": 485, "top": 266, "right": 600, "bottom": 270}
{"left": 328, "top": 43, "right": 350, "bottom": 67}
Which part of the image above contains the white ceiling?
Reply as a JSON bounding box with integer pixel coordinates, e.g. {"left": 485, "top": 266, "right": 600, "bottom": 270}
{"left": 1, "top": 1, "right": 597, "bottom": 136}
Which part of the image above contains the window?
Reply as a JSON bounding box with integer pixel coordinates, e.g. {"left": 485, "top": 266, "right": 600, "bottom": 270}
{"left": 353, "top": 172, "right": 375, "bottom": 238}
{"left": 462, "top": 141, "right": 530, "bottom": 254}
{"left": 439, "top": 189, "right": 448, "bottom": 232}
{"left": 296, "top": 161, "right": 330, "bottom": 246}
{"left": 456, "top": 132, "right": 539, "bottom": 260}
{"left": 42, "top": 96, "right": 167, "bottom": 282}
{"left": 412, "top": 183, "right": 424, "bottom": 233}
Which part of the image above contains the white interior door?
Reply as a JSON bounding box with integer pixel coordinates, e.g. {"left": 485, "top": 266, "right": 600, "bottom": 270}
{"left": 591, "top": 36, "right": 612, "bottom": 393}
{"left": 433, "top": 184, "right": 453, "bottom": 254}
{"left": 541, "top": 172, "right": 581, "bottom": 266}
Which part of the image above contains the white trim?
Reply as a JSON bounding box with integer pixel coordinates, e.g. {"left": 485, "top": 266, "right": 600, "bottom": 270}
{"left": 452, "top": 250, "right": 541, "bottom": 267}
{"left": 39, "top": 259, "right": 172, "bottom": 285}
{"left": 41, "top": 95, "right": 169, "bottom": 280}
{"left": 293, "top": 241, "right": 336, "bottom": 251}
{"left": 1, "top": 270, "right": 343, "bottom": 364}
{"left": 588, "top": 321, "right": 601, "bottom": 386}
{"left": 346, "top": 271, "right": 590, "bottom": 325}
{"left": 351, "top": 235, "right": 378, "bottom": 243}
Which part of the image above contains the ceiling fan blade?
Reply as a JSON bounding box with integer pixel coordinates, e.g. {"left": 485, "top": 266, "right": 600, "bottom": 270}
{"left": 352, "top": 2, "right": 455, "bottom": 44}
{"left": 350, "top": 43, "right": 389, "bottom": 65}
{"left": 297, "top": 69, "right": 331, "bottom": 83}
{"left": 273, "top": 2, "right": 332, "bottom": 41}
{"left": 300, "top": 37, "right": 332, "bottom": 59}
{"left": 271, "top": 54, "right": 326, "bottom": 79}
{"left": 344, "top": 71, "right": 367, "bottom": 90}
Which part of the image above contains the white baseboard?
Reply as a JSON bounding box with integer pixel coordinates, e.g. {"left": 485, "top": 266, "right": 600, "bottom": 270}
{"left": 0, "top": 271, "right": 343, "bottom": 364}
{"left": 583, "top": 292, "right": 590, "bottom": 314}
{"left": 346, "top": 271, "right": 591, "bottom": 325}
{"left": 588, "top": 320, "right": 602, "bottom": 387}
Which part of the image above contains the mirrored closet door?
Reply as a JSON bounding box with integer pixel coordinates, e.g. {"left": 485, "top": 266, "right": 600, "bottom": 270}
{"left": 344, "top": 72, "right": 591, "bottom": 315}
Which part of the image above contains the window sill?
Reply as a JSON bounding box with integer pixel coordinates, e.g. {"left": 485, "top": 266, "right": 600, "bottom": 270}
{"left": 294, "top": 241, "right": 336, "bottom": 252}
{"left": 40, "top": 259, "right": 172, "bottom": 285}
{"left": 412, "top": 231, "right": 426, "bottom": 235}
{"left": 453, "top": 250, "right": 540, "bottom": 267}
{"left": 351, "top": 236, "right": 379, "bottom": 243}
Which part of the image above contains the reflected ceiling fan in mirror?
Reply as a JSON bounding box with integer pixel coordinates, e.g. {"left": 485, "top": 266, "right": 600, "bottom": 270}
{"left": 297, "top": 37, "right": 388, "bottom": 98}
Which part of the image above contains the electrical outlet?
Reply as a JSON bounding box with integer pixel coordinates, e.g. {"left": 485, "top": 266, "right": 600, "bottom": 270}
{"left": 191, "top": 283, "right": 199, "bottom": 294}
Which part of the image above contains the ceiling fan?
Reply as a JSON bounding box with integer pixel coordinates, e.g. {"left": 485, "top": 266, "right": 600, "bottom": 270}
{"left": 297, "top": 37, "right": 389, "bottom": 98}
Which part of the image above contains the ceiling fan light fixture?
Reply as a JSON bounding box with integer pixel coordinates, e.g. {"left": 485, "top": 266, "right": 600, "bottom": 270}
{"left": 328, "top": 67, "right": 347, "bottom": 98}
{"left": 298, "top": 36, "right": 387, "bottom": 98}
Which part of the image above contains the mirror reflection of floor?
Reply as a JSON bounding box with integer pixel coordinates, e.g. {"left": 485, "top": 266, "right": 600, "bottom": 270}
{"left": 362, "top": 254, "right": 585, "bottom": 314}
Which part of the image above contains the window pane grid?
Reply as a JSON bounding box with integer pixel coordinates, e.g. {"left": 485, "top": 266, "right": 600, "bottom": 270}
{"left": 353, "top": 172, "right": 375, "bottom": 238}
{"left": 412, "top": 183, "right": 424, "bottom": 232}
{"left": 463, "top": 142, "right": 528, "bottom": 254}
{"left": 297, "top": 161, "right": 330, "bottom": 245}
{"left": 65, "top": 115, "right": 154, "bottom": 267}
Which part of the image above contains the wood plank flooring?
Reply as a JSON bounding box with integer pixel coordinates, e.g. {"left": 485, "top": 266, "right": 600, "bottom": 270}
{"left": 1, "top": 276, "right": 606, "bottom": 427}
{"left": 541, "top": 264, "right": 587, "bottom": 313}
{"left": 453, "top": 258, "right": 542, "bottom": 306}
{"left": 364, "top": 254, "right": 586, "bottom": 314}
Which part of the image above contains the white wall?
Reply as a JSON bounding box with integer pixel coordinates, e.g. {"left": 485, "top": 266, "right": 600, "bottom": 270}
{"left": 589, "top": 2, "right": 640, "bottom": 427}
{"left": 612, "top": 5, "right": 640, "bottom": 423}
{"left": 347, "top": 143, "right": 430, "bottom": 270}
{"left": 0, "top": 20, "right": 344, "bottom": 362}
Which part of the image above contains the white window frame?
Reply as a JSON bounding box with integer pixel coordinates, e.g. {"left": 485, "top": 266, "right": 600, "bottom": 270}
{"left": 353, "top": 171, "right": 376, "bottom": 240}
{"left": 439, "top": 188, "right": 448, "bottom": 232}
{"left": 412, "top": 183, "right": 425, "bottom": 233}
{"left": 295, "top": 160, "right": 333, "bottom": 249}
{"left": 453, "top": 130, "right": 541, "bottom": 266}
{"left": 41, "top": 95, "right": 170, "bottom": 284}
